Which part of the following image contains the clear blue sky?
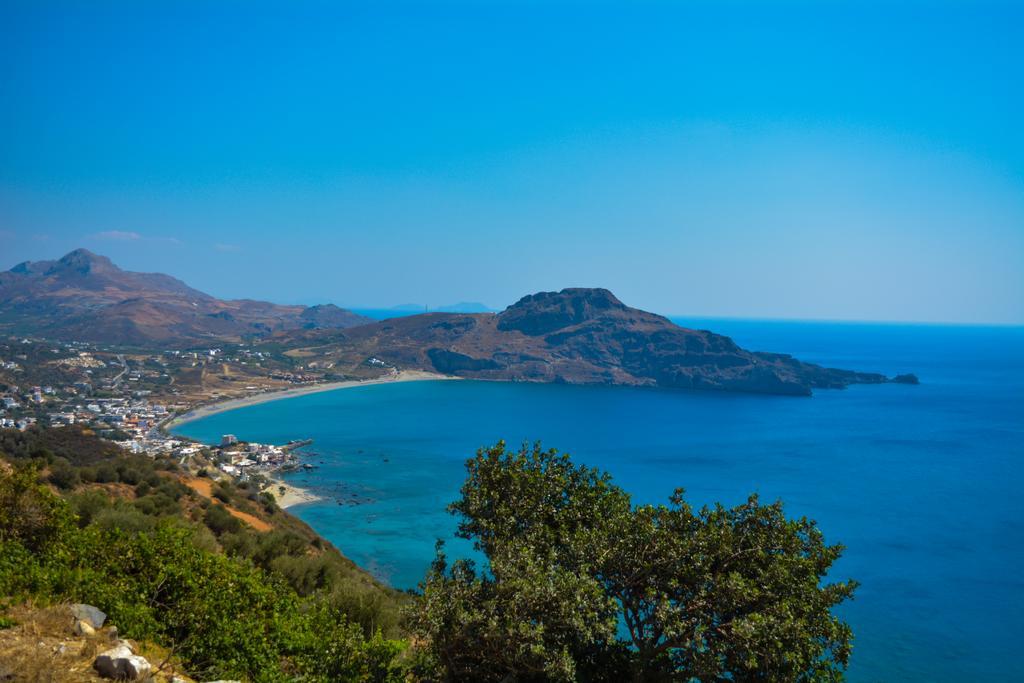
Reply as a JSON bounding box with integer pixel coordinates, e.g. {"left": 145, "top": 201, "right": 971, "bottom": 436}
{"left": 2, "top": 0, "right": 1022, "bottom": 323}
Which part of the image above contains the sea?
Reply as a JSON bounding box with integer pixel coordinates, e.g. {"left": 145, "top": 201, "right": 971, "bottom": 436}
{"left": 171, "top": 319, "right": 1024, "bottom": 682}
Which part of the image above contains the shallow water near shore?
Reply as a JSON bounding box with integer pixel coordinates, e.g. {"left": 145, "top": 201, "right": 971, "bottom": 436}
{"left": 172, "top": 319, "right": 1024, "bottom": 682}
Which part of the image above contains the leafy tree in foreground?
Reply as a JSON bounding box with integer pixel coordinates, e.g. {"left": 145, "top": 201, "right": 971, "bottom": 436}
{"left": 410, "top": 442, "right": 857, "bottom": 682}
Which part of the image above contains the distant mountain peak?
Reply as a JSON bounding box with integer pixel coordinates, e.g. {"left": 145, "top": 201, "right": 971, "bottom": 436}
{"left": 506, "top": 287, "right": 624, "bottom": 311}
{"left": 498, "top": 287, "right": 629, "bottom": 335}
{"left": 0, "top": 249, "right": 371, "bottom": 344}
{"left": 59, "top": 247, "right": 104, "bottom": 263}
{"left": 50, "top": 248, "right": 117, "bottom": 275}
{"left": 9, "top": 261, "right": 35, "bottom": 274}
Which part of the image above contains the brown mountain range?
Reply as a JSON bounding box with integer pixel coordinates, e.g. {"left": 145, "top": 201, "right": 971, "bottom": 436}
{"left": 278, "top": 288, "right": 918, "bottom": 396}
{"left": 0, "top": 249, "right": 371, "bottom": 344}
{"left": 1, "top": 250, "right": 916, "bottom": 395}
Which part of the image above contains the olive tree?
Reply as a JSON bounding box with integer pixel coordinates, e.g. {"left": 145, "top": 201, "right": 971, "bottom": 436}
{"left": 411, "top": 442, "right": 857, "bottom": 682}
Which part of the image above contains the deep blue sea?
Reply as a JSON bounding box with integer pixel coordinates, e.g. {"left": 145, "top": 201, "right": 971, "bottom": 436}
{"left": 172, "top": 320, "right": 1024, "bottom": 682}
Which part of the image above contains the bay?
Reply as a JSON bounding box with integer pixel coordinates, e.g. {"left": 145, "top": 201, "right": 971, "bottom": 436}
{"left": 172, "top": 320, "right": 1024, "bottom": 682}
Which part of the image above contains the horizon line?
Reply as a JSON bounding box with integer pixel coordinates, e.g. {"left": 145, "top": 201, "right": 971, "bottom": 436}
{"left": 340, "top": 306, "right": 1024, "bottom": 329}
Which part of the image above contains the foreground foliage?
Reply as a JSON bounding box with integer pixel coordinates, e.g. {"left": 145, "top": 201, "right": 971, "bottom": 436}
{"left": 410, "top": 442, "right": 857, "bottom": 682}
{"left": 0, "top": 435, "right": 406, "bottom": 682}
{"left": 1, "top": 427, "right": 857, "bottom": 682}
{"left": 1, "top": 426, "right": 404, "bottom": 636}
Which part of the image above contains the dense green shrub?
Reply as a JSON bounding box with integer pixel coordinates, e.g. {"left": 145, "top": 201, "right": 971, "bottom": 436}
{"left": 47, "top": 461, "right": 81, "bottom": 490}
{"left": 92, "top": 505, "right": 157, "bottom": 534}
{"left": 67, "top": 489, "right": 112, "bottom": 527}
{"left": 220, "top": 529, "right": 258, "bottom": 558}
{"left": 213, "top": 481, "right": 233, "bottom": 504}
{"left": 203, "top": 503, "right": 243, "bottom": 535}
{"left": 133, "top": 491, "right": 180, "bottom": 517}
{"left": 0, "top": 466, "right": 75, "bottom": 553}
{"left": 94, "top": 463, "right": 119, "bottom": 483}
{"left": 252, "top": 530, "right": 308, "bottom": 566}
{"left": 0, "top": 466, "right": 407, "bottom": 681}
{"left": 411, "top": 441, "right": 857, "bottom": 682}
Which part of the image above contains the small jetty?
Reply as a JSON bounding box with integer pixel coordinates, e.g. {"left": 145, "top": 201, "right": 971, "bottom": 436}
{"left": 283, "top": 438, "right": 314, "bottom": 451}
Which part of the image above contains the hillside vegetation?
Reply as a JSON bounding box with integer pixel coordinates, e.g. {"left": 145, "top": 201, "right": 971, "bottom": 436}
{"left": 1, "top": 428, "right": 856, "bottom": 682}
{"left": 0, "top": 426, "right": 407, "bottom": 681}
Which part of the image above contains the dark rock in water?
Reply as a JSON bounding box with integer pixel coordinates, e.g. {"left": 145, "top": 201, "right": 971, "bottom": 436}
{"left": 892, "top": 373, "right": 920, "bottom": 384}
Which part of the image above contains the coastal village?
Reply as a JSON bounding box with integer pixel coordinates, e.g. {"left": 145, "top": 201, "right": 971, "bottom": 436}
{"left": 0, "top": 336, "right": 339, "bottom": 487}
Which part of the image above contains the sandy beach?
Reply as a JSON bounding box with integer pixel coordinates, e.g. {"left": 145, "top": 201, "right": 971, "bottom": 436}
{"left": 264, "top": 476, "right": 324, "bottom": 509}
{"left": 167, "top": 370, "right": 456, "bottom": 510}
{"left": 166, "top": 369, "right": 455, "bottom": 428}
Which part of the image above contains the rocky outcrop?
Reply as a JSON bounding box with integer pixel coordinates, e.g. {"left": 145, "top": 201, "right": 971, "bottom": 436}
{"left": 497, "top": 288, "right": 628, "bottom": 336}
{"left": 93, "top": 642, "right": 152, "bottom": 680}
{"left": 0, "top": 603, "right": 193, "bottom": 682}
{"left": 279, "top": 288, "right": 918, "bottom": 396}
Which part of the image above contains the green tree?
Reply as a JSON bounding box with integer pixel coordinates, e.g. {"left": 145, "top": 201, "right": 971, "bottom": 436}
{"left": 0, "top": 466, "right": 75, "bottom": 552}
{"left": 411, "top": 442, "right": 857, "bottom": 682}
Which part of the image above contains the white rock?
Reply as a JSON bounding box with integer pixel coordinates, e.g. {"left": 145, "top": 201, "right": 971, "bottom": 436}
{"left": 73, "top": 619, "right": 95, "bottom": 636}
{"left": 93, "top": 644, "right": 152, "bottom": 680}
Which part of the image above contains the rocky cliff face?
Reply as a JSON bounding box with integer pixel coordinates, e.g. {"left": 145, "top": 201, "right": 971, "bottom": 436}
{"left": 0, "top": 249, "right": 372, "bottom": 345}
{"left": 279, "top": 288, "right": 916, "bottom": 396}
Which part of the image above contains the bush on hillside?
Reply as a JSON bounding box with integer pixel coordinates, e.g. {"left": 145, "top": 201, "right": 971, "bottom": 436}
{"left": 203, "top": 503, "right": 242, "bottom": 536}
{"left": 0, "top": 466, "right": 406, "bottom": 682}
{"left": 410, "top": 441, "right": 857, "bottom": 682}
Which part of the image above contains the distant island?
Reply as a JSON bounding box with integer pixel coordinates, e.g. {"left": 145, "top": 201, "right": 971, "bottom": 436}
{"left": 1, "top": 249, "right": 917, "bottom": 397}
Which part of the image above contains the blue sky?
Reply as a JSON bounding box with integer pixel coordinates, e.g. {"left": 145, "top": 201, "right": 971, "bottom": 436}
{"left": 1, "top": 0, "right": 1022, "bottom": 323}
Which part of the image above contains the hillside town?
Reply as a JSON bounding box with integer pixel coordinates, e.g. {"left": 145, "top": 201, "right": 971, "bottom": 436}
{"left": 0, "top": 336, "right": 318, "bottom": 479}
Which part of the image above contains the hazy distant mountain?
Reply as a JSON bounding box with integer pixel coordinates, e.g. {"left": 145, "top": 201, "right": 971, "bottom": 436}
{"left": 435, "top": 302, "right": 493, "bottom": 313}
{"left": 389, "top": 302, "right": 493, "bottom": 313}
{"left": 278, "top": 288, "right": 916, "bottom": 396}
{"left": 0, "top": 249, "right": 372, "bottom": 345}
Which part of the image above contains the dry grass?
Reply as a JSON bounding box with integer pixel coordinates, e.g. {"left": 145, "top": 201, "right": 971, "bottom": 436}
{"left": 0, "top": 602, "right": 194, "bottom": 683}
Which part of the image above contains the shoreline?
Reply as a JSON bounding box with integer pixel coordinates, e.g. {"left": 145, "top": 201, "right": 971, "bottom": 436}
{"left": 166, "top": 369, "right": 456, "bottom": 429}
{"left": 264, "top": 474, "right": 323, "bottom": 509}
{"left": 166, "top": 370, "right": 456, "bottom": 511}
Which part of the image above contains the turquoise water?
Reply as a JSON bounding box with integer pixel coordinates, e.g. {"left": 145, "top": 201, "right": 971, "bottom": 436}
{"left": 173, "top": 320, "right": 1024, "bottom": 682}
